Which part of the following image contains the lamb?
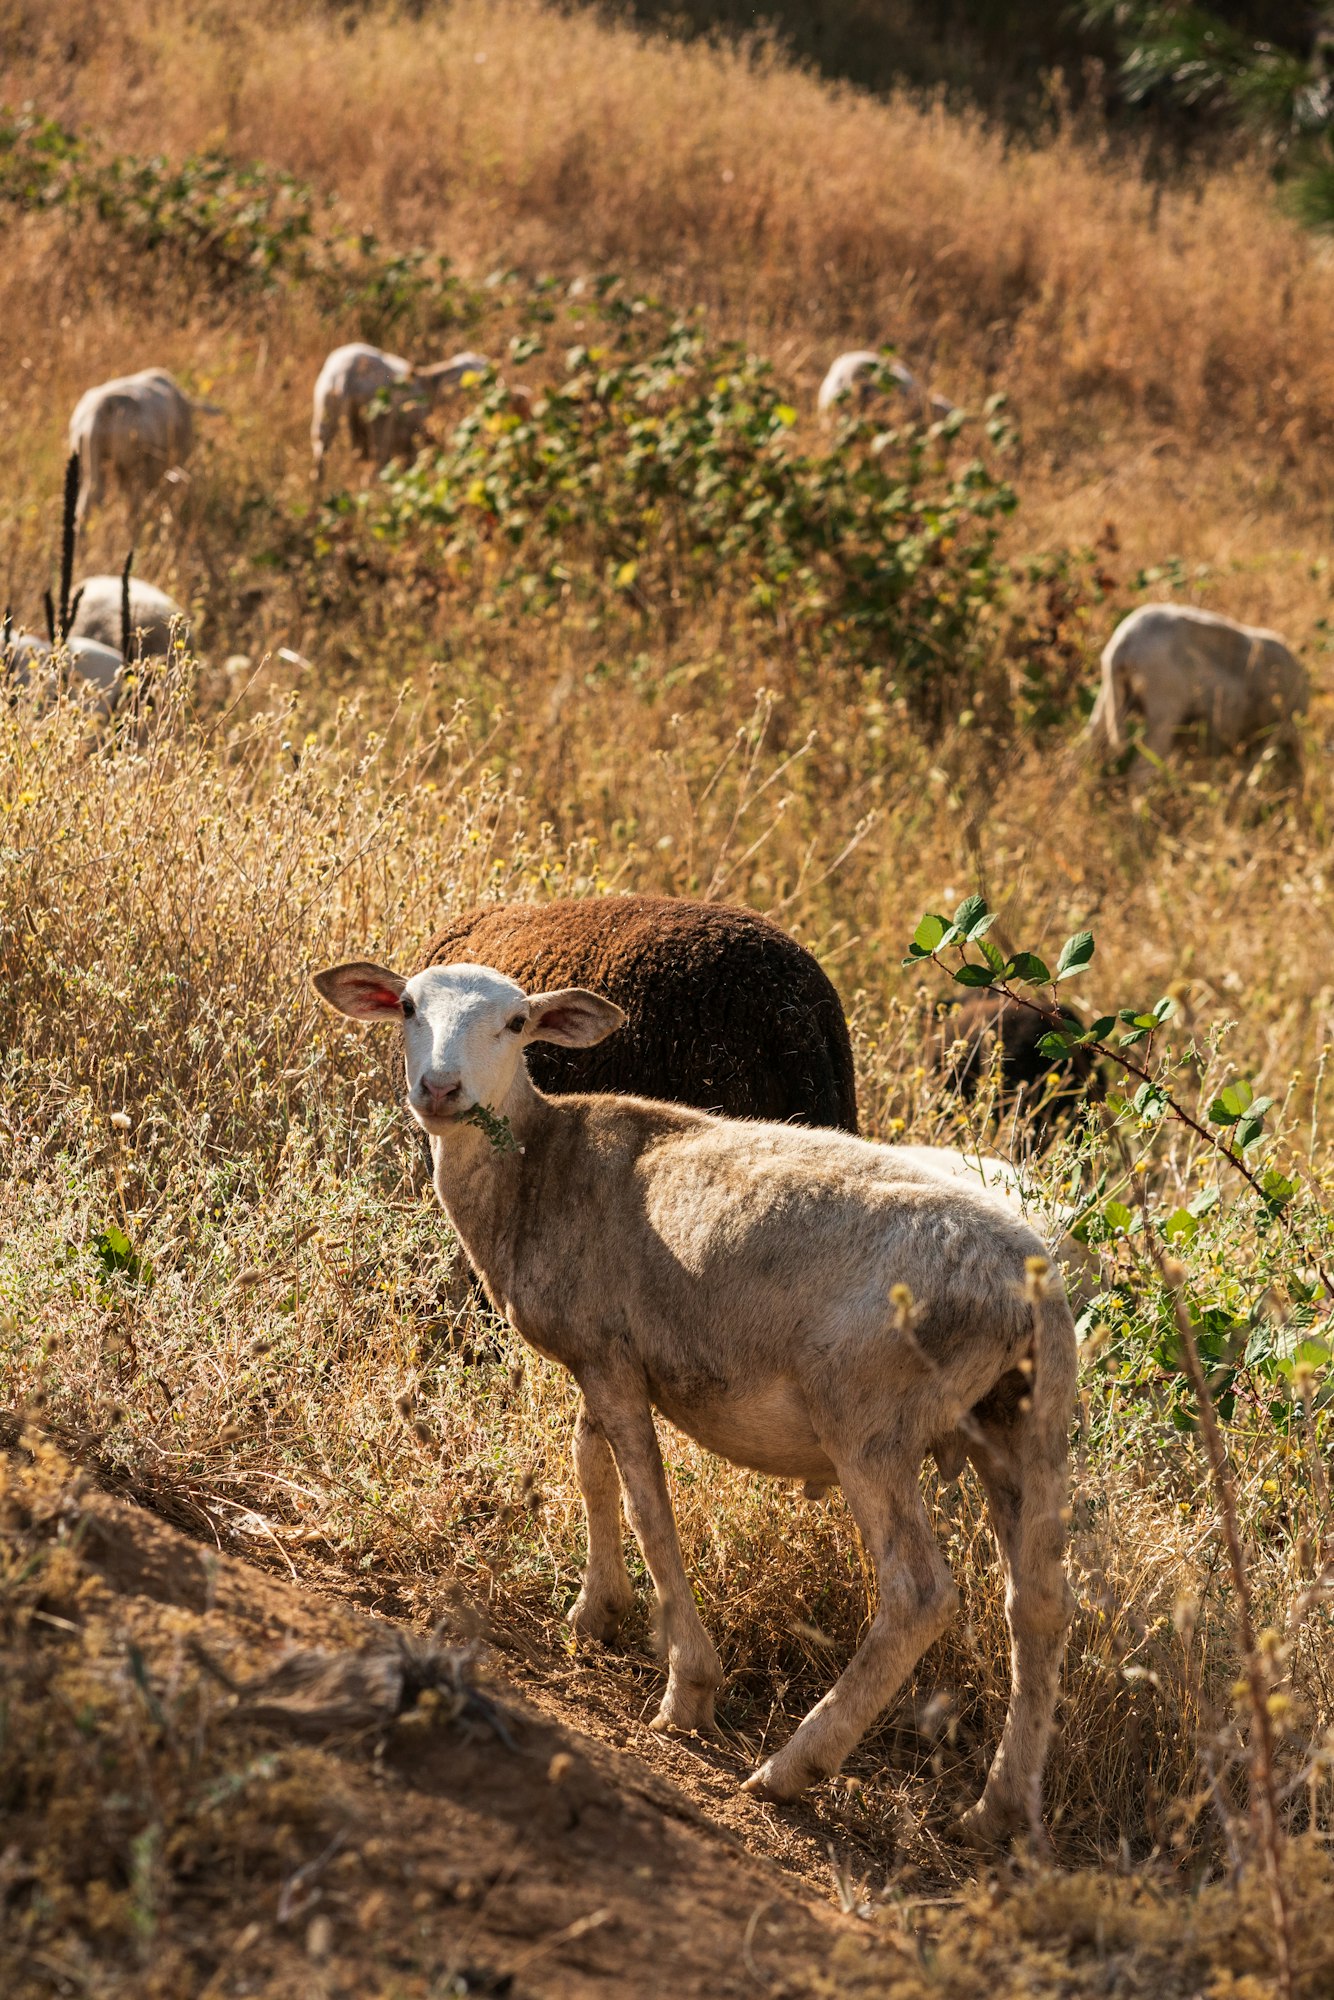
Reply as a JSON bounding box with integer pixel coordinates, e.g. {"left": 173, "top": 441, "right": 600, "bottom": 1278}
{"left": 311, "top": 343, "right": 490, "bottom": 478}
{"left": 67, "top": 369, "right": 220, "bottom": 529}
{"left": 423, "top": 895, "right": 857, "bottom": 1132}
{"left": 313, "top": 956, "right": 1078, "bottom": 1844}
{"left": 1088, "top": 603, "right": 1308, "bottom": 779}
{"left": 2, "top": 632, "right": 123, "bottom": 712}
{"left": 817, "top": 349, "right": 955, "bottom": 424}
{"left": 69, "top": 576, "right": 189, "bottom": 660}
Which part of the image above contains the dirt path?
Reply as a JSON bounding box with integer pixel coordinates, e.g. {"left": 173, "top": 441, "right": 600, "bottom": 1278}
{"left": 3, "top": 1447, "right": 898, "bottom": 1998}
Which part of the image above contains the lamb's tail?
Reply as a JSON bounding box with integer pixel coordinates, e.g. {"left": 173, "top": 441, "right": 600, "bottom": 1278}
{"left": 1026, "top": 1262, "right": 1079, "bottom": 1452}
{"left": 1097, "top": 641, "right": 1130, "bottom": 753}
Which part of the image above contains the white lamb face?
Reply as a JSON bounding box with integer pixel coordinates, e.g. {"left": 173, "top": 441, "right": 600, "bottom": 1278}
{"left": 312, "top": 959, "right": 625, "bottom": 1135}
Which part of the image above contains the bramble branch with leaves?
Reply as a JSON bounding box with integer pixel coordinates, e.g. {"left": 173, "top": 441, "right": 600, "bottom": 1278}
{"left": 905, "top": 892, "right": 1299, "bottom": 1218}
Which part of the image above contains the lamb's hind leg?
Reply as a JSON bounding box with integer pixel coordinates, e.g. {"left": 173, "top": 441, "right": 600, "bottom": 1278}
{"left": 583, "top": 1379, "right": 722, "bottom": 1734}
{"left": 567, "top": 1398, "right": 635, "bottom": 1642}
{"left": 744, "top": 1453, "right": 957, "bottom": 1801}
{"left": 957, "top": 1406, "right": 1074, "bottom": 1848}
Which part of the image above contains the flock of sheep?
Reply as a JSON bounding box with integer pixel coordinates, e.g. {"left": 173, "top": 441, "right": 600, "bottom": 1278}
{"left": 0, "top": 344, "right": 1315, "bottom": 778}
{"left": 6, "top": 330, "right": 1313, "bottom": 1846}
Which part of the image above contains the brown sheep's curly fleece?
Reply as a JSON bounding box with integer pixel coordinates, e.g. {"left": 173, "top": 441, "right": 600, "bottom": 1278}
{"left": 423, "top": 895, "right": 857, "bottom": 1133}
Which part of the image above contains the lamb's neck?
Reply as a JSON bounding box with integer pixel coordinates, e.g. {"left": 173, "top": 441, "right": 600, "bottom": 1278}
{"left": 429, "top": 1071, "right": 555, "bottom": 1290}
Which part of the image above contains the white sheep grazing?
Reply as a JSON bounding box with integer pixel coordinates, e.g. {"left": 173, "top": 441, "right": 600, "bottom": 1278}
{"left": 70, "top": 576, "right": 188, "bottom": 660}
{"left": 2, "top": 632, "right": 123, "bottom": 713}
{"left": 817, "top": 349, "right": 955, "bottom": 424}
{"left": 68, "top": 368, "right": 220, "bottom": 529}
{"left": 1088, "top": 603, "right": 1308, "bottom": 780}
{"left": 314, "top": 958, "right": 1079, "bottom": 1845}
{"left": 311, "top": 344, "right": 489, "bottom": 477}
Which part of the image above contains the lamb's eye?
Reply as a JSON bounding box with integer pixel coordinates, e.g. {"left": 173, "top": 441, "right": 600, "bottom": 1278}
{"left": 400, "top": 996, "right": 416, "bottom": 1020}
{"left": 507, "top": 1013, "right": 526, "bottom": 1033}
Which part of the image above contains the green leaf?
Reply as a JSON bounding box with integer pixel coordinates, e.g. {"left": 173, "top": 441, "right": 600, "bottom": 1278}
{"left": 1234, "top": 1109, "right": 1268, "bottom": 1150}
{"left": 911, "top": 913, "right": 950, "bottom": 954}
{"left": 1086, "top": 1015, "right": 1118, "bottom": 1040}
{"left": 1259, "top": 1169, "right": 1298, "bottom": 1211}
{"left": 978, "top": 938, "right": 1007, "bottom": 975}
{"left": 1133, "top": 1082, "right": 1167, "bottom": 1122}
{"left": 1163, "top": 1207, "right": 1198, "bottom": 1244}
{"left": 952, "top": 893, "right": 994, "bottom": 941}
{"left": 1152, "top": 995, "right": 1177, "bottom": 1024}
{"left": 953, "top": 962, "right": 996, "bottom": 988}
{"left": 1005, "top": 952, "right": 1051, "bottom": 985}
{"left": 1209, "top": 1081, "right": 1254, "bottom": 1125}
{"left": 1103, "top": 1200, "right": 1134, "bottom": 1234}
{"left": 1038, "top": 1031, "right": 1073, "bottom": 1058}
{"left": 1055, "top": 930, "right": 1095, "bottom": 980}
{"left": 1188, "top": 1186, "right": 1221, "bottom": 1219}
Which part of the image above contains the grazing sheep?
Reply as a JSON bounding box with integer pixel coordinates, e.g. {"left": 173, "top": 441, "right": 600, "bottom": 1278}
{"left": 933, "top": 992, "right": 1099, "bottom": 1137}
{"left": 1088, "top": 604, "right": 1308, "bottom": 779}
{"left": 69, "top": 576, "right": 188, "bottom": 660}
{"left": 2, "top": 632, "right": 123, "bottom": 712}
{"left": 311, "top": 343, "right": 489, "bottom": 477}
{"left": 68, "top": 369, "right": 219, "bottom": 529}
{"left": 817, "top": 349, "right": 954, "bottom": 424}
{"left": 423, "top": 895, "right": 857, "bottom": 1132}
{"left": 314, "top": 957, "right": 1077, "bottom": 1844}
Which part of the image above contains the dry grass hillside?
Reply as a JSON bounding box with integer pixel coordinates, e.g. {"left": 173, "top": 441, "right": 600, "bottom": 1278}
{"left": 3, "top": 2, "right": 1334, "bottom": 1994}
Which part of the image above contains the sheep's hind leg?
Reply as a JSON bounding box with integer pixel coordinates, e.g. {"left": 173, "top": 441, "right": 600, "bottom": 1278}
{"left": 583, "top": 1382, "right": 722, "bottom": 1735}
{"left": 956, "top": 1412, "right": 1074, "bottom": 1850}
{"left": 567, "top": 1398, "right": 635, "bottom": 1642}
{"left": 744, "top": 1456, "right": 957, "bottom": 1802}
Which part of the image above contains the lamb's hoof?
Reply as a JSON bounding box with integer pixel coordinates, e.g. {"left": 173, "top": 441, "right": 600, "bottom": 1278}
{"left": 741, "top": 1750, "right": 818, "bottom": 1803}
{"left": 649, "top": 1686, "right": 717, "bottom": 1738}
{"left": 567, "top": 1589, "right": 633, "bottom": 1644}
{"left": 954, "top": 1795, "right": 1046, "bottom": 1855}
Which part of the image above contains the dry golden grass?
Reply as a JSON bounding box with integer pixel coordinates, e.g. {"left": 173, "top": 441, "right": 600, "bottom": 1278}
{"left": 3, "top": 2, "right": 1334, "bottom": 1990}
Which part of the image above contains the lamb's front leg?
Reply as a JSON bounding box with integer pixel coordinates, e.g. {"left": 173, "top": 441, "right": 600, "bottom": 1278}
{"left": 568, "top": 1398, "right": 635, "bottom": 1642}
{"left": 582, "top": 1376, "right": 722, "bottom": 1735}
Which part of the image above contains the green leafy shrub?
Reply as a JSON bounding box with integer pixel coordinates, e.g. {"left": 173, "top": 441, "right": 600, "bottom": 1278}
{"left": 355, "top": 309, "right": 1017, "bottom": 720}
{"left": 0, "top": 109, "right": 468, "bottom": 335}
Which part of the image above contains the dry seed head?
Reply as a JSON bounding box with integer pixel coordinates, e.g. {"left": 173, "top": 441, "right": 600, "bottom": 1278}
{"left": 109, "top": 1110, "right": 131, "bottom": 1132}
{"left": 1162, "top": 1257, "right": 1187, "bottom": 1288}
{"left": 306, "top": 1915, "right": 333, "bottom": 1962}
{"left": 1024, "top": 1254, "right": 1050, "bottom": 1302}
{"left": 1294, "top": 1361, "right": 1322, "bottom": 1401}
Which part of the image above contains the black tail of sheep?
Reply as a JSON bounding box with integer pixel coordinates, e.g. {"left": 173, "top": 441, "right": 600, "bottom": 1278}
{"left": 57, "top": 453, "right": 79, "bottom": 641}
{"left": 121, "top": 549, "right": 135, "bottom": 664}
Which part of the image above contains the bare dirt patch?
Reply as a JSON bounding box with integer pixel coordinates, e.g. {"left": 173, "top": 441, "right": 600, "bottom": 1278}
{"left": 1, "top": 1425, "right": 873, "bottom": 1999}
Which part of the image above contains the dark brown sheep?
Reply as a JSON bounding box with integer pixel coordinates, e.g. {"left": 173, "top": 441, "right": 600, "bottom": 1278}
{"left": 933, "top": 990, "right": 1099, "bottom": 1132}
{"left": 423, "top": 895, "right": 857, "bottom": 1132}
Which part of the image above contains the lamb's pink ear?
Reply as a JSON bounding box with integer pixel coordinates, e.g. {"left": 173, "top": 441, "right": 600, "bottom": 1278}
{"left": 524, "top": 988, "right": 625, "bottom": 1048}
{"left": 312, "top": 961, "right": 406, "bottom": 1020}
